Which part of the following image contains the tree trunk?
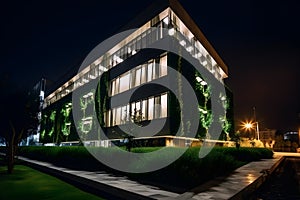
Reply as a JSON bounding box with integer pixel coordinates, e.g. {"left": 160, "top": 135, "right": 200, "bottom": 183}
{"left": 6, "top": 121, "right": 23, "bottom": 174}
{"left": 7, "top": 128, "right": 15, "bottom": 174}
{"left": 7, "top": 144, "right": 14, "bottom": 174}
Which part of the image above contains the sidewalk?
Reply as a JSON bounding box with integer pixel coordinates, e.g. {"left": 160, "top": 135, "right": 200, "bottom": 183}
{"left": 16, "top": 152, "right": 288, "bottom": 200}
{"left": 19, "top": 156, "right": 178, "bottom": 200}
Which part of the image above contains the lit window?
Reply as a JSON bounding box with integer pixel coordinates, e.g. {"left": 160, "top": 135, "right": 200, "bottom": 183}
{"left": 142, "top": 100, "right": 148, "bottom": 120}
{"left": 131, "top": 102, "right": 136, "bottom": 118}
{"left": 111, "top": 80, "right": 116, "bottom": 96}
{"left": 135, "top": 68, "right": 141, "bottom": 87}
{"left": 147, "top": 62, "right": 153, "bottom": 82}
{"left": 126, "top": 105, "right": 130, "bottom": 121}
{"left": 119, "top": 73, "right": 130, "bottom": 93}
{"left": 135, "top": 101, "right": 141, "bottom": 119}
{"left": 116, "top": 107, "right": 121, "bottom": 125}
{"left": 107, "top": 110, "right": 111, "bottom": 127}
{"left": 115, "top": 78, "right": 120, "bottom": 94}
{"left": 121, "top": 106, "right": 128, "bottom": 124}
{"left": 153, "top": 60, "right": 159, "bottom": 79}
{"left": 161, "top": 94, "right": 168, "bottom": 118}
{"left": 160, "top": 55, "right": 167, "bottom": 77}
{"left": 154, "top": 96, "right": 161, "bottom": 118}
{"left": 141, "top": 65, "right": 147, "bottom": 84}
{"left": 112, "top": 108, "right": 116, "bottom": 126}
{"left": 148, "top": 97, "right": 154, "bottom": 120}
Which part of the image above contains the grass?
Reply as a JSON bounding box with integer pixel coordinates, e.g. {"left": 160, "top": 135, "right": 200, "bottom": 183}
{"left": 0, "top": 163, "right": 104, "bottom": 200}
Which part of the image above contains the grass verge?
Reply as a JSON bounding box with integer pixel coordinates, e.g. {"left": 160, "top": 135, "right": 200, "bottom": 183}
{"left": 0, "top": 163, "right": 104, "bottom": 200}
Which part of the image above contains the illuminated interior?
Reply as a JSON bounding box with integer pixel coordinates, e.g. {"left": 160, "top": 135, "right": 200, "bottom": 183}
{"left": 110, "top": 54, "right": 167, "bottom": 96}
{"left": 104, "top": 93, "right": 168, "bottom": 127}
{"left": 43, "top": 8, "right": 228, "bottom": 108}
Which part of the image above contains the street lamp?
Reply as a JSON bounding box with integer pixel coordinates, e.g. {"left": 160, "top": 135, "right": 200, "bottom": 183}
{"left": 240, "top": 120, "right": 256, "bottom": 139}
{"left": 241, "top": 121, "right": 255, "bottom": 130}
{"left": 253, "top": 107, "right": 260, "bottom": 141}
{"left": 244, "top": 122, "right": 254, "bottom": 129}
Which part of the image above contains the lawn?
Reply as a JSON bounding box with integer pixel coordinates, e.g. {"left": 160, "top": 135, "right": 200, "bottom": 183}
{"left": 0, "top": 163, "right": 104, "bottom": 200}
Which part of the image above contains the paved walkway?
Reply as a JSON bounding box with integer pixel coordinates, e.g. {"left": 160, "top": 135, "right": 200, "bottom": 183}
{"left": 18, "top": 156, "right": 179, "bottom": 200}
{"left": 15, "top": 152, "right": 296, "bottom": 200}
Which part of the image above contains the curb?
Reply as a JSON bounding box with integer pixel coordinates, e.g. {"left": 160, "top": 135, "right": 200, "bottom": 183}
{"left": 229, "top": 156, "right": 285, "bottom": 200}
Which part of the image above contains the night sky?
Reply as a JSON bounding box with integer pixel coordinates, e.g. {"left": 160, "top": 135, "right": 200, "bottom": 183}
{"left": 1, "top": 0, "right": 299, "bottom": 132}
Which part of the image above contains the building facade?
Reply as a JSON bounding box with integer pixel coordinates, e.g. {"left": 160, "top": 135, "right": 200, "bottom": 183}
{"left": 40, "top": 0, "right": 234, "bottom": 146}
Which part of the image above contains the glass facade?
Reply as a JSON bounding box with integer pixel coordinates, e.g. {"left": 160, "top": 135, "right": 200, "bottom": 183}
{"left": 104, "top": 93, "right": 168, "bottom": 127}
{"left": 110, "top": 54, "right": 167, "bottom": 96}
{"left": 44, "top": 8, "right": 228, "bottom": 109}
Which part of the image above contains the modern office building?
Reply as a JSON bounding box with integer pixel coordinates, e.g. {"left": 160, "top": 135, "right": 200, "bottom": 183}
{"left": 40, "top": 0, "right": 234, "bottom": 146}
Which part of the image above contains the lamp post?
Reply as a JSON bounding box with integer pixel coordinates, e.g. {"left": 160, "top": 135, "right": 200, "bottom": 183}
{"left": 253, "top": 107, "right": 260, "bottom": 141}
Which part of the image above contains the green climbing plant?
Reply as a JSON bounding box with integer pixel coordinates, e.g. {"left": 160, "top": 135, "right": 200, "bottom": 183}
{"left": 177, "top": 49, "right": 185, "bottom": 136}
{"left": 49, "top": 110, "right": 56, "bottom": 137}
{"left": 61, "top": 102, "right": 72, "bottom": 140}
{"left": 195, "top": 72, "right": 212, "bottom": 139}
{"left": 78, "top": 90, "right": 95, "bottom": 140}
{"left": 219, "top": 93, "right": 232, "bottom": 140}
{"left": 40, "top": 114, "right": 47, "bottom": 140}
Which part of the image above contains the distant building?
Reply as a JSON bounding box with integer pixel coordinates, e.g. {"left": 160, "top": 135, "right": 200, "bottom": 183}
{"left": 284, "top": 131, "right": 299, "bottom": 143}
{"left": 259, "top": 129, "right": 276, "bottom": 148}
{"left": 22, "top": 78, "right": 46, "bottom": 146}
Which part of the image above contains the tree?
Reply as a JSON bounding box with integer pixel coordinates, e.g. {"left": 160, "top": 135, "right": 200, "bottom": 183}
{"left": 0, "top": 75, "right": 33, "bottom": 174}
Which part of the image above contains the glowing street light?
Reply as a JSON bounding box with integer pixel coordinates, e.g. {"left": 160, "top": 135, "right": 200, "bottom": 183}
{"left": 244, "top": 122, "right": 254, "bottom": 129}
{"left": 241, "top": 121, "right": 255, "bottom": 130}
{"left": 240, "top": 121, "right": 256, "bottom": 138}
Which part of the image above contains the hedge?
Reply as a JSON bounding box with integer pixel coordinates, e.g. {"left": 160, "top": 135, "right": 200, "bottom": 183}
{"left": 17, "top": 146, "right": 273, "bottom": 191}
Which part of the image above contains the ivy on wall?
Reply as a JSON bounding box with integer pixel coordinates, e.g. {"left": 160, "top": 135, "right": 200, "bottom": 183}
{"left": 195, "top": 71, "right": 212, "bottom": 139}
{"left": 49, "top": 110, "right": 56, "bottom": 137}
{"left": 78, "top": 89, "right": 95, "bottom": 141}
{"left": 40, "top": 114, "right": 47, "bottom": 140}
{"left": 219, "top": 93, "right": 232, "bottom": 140}
{"left": 40, "top": 94, "right": 77, "bottom": 144}
{"left": 96, "top": 72, "right": 108, "bottom": 127}
{"left": 40, "top": 73, "right": 108, "bottom": 144}
{"left": 61, "top": 102, "right": 72, "bottom": 140}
